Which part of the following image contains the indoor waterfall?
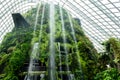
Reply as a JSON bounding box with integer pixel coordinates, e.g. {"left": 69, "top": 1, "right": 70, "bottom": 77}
{"left": 59, "top": 5, "right": 70, "bottom": 80}
{"left": 25, "top": 2, "right": 41, "bottom": 80}
{"left": 26, "top": 42, "right": 39, "bottom": 80}
{"left": 1, "top": 0, "right": 117, "bottom": 80}
{"left": 49, "top": 3, "right": 56, "bottom": 80}
{"left": 67, "top": 12, "right": 84, "bottom": 80}
{"left": 58, "top": 42, "right": 63, "bottom": 80}
{"left": 33, "top": 2, "right": 41, "bottom": 37}
{"left": 39, "top": 3, "right": 45, "bottom": 43}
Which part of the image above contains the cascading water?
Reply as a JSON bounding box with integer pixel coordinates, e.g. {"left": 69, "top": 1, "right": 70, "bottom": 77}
{"left": 33, "top": 2, "right": 41, "bottom": 37}
{"left": 38, "top": 3, "right": 46, "bottom": 80}
{"left": 40, "top": 74, "right": 45, "bottom": 80}
{"left": 39, "top": 3, "right": 45, "bottom": 43}
{"left": 26, "top": 42, "right": 39, "bottom": 80}
{"left": 25, "top": 2, "right": 41, "bottom": 80}
{"left": 49, "top": 3, "right": 56, "bottom": 80}
{"left": 67, "top": 12, "right": 84, "bottom": 80}
{"left": 25, "top": 2, "right": 83, "bottom": 80}
{"left": 59, "top": 5, "right": 70, "bottom": 80}
{"left": 58, "top": 42, "right": 63, "bottom": 80}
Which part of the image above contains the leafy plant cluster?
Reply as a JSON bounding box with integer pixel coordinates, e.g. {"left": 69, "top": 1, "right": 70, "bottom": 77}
{"left": 1, "top": 3, "right": 120, "bottom": 80}
{"left": 0, "top": 27, "right": 33, "bottom": 80}
{"left": 94, "top": 68, "right": 120, "bottom": 80}
{"left": 94, "top": 38, "right": 120, "bottom": 80}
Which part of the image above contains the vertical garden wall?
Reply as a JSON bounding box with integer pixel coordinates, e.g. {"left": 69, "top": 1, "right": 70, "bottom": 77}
{"left": 0, "top": 3, "right": 120, "bottom": 80}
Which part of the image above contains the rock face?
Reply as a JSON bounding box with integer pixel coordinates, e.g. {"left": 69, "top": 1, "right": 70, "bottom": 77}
{"left": 12, "top": 13, "right": 30, "bottom": 27}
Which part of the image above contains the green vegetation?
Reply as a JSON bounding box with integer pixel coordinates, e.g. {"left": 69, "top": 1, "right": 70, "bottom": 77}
{"left": 0, "top": 27, "right": 33, "bottom": 79}
{"left": 94, "top": 68, "right": 120, "bottom": 80}
{"left": 94, "top": 38, "right": 120, "bottom": 80}
{"left": 0, "top": 3, "right": 120, "bottom": 80}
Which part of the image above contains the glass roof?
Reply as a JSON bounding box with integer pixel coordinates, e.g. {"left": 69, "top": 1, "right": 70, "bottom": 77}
{"left": 0, "top": 0, "right": 120, "bottom": 52}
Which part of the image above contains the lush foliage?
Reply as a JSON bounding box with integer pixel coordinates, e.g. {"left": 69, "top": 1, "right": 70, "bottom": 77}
{"left": 0, "top": 27, "right": 33, "bottom": 79}
{"left": 94, "top": 38, "right": 120, "bottom": 80}
{"left": 94, "top": 68, "right": 120, "bottom": 80}
{"left": 2, "top": 3, "right": 120, "bottom": 80}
